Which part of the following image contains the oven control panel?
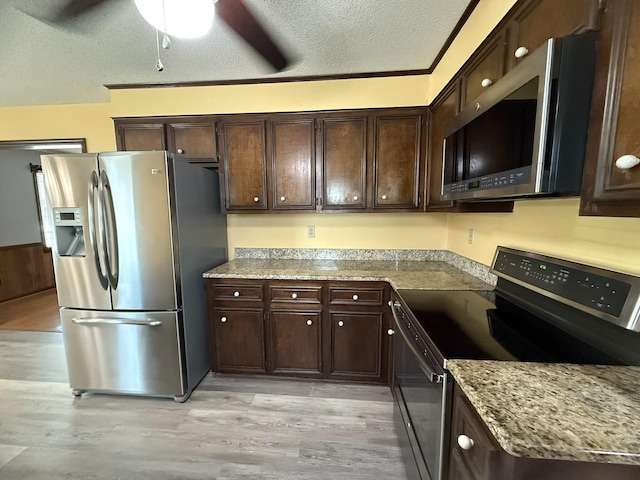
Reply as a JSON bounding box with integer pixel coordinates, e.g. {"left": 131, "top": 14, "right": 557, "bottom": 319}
{"left": 491, "top": 248, "right": 639, "bottom": 329}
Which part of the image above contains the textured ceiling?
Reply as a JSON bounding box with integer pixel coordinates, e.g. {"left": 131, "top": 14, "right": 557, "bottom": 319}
{"left": 1, "top": 0, "right": 474, "bottom": 107}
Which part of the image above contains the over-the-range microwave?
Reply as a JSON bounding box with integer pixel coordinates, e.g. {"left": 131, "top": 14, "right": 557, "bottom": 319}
{"left": 441, "top": 32, "right": 597, "bottom": 202}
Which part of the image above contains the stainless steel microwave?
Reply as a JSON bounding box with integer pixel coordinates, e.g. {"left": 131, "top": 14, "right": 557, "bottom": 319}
{"left": 441, "top": 33, "right": 597, "bottom": 201}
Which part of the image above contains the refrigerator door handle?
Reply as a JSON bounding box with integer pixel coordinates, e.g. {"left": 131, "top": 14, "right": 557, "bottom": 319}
{"left": 99, "top": 170, "right": 119, "bottom": 290}
{"left": 88, "top": 171, "right": 109, "bottom": 290}
{"left": 72, "top": 318, "right": 162, "bottom": 327}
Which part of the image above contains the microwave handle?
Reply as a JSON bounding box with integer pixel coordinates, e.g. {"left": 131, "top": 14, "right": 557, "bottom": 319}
{"left": 441, "top": 138, "right": 447, "bottom": 196}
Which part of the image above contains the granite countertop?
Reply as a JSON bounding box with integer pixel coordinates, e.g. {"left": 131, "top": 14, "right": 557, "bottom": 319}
{"left": 447, "top": 360, "right": 640, "bottom": 465}
{"left": 203, "top": 257, "right": 493, "bottom": 291}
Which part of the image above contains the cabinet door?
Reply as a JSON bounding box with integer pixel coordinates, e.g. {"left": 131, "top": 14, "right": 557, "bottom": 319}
{"left": 270, "top": 311, "right": 322, "bottom": 375}
{"left": 167, "top": 122, "right": 217, "bottom": 166}
{"left": 426, "top": 83, "right": 459, "bottom": 211}
{"left": 115, "top": 121, "right": 167, "bottom": 151}
{"left": 329, "top": 311, "right": 384, "bottom": 380}
{"left": 373, "top": 113, "right": 425, "bottom": 211}
{"left": 320, "top": 116, "right": 368, "bottom": 210}
{"left": 210, "top": 308, "right": 265, "bottom": 373}
{"left": 219, "top": 121, "right": 268, "bottom": 211}
{"left": 506, "top": 0, "right": 601, "bottom": 69}
{"left": 270, "top": 118, "right": 316, "bottom": 211}
{"left": 580, "top": 0, "right": 640, "bottom": 217}
{"left": 461, "top": 32, "right": 507, "bottom": 108}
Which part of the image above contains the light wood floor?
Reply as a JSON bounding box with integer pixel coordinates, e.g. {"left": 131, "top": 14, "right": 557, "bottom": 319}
{"left": 0, "top": 289, "right": 61, "bottom": 332}
{"left": 0, "top": 330, "right": 408, "bottom": 479}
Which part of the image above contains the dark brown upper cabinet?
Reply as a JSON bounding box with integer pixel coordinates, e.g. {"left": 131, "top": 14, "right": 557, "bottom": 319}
{"left": 580, "top": 0, "right": 640, "bottom": 217}
{"left": 318, "top": 115, "right": 368, "bottom": 211}
{"left": 166, "top": 120, "right": 217, "bottom": 166}
{"left": 269, "top": 117, "right": 317, "bottom": 211}
{"left": 114, "top": 116, "right": 217, "bottom": 166}
{"left": 218, "top": 120, "right": 268, "bottom": 212}
{"left": 504, "top": 0, "right": 601, "bottom": 70}
{"left": 460, "top": 31, "right": 507, "bottom": 108}
{"left": 114, "top": 119, "right": 167, "bottom": 152}
{"left": 372, "top": 111, "right": 426, "bottom": 211}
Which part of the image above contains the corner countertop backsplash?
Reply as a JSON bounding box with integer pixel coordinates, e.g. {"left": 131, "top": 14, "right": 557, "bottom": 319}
{"left": 203, "top": 248, "right": 496, "bottom": 291}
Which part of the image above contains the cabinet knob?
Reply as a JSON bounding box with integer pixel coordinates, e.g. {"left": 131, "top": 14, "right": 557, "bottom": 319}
{"left": 515, "top": 46, "right": 529, "bottom": 58}
{"left": 387, "top": 329, "right": 395, "bottom": 336}
{"left": 233, "top": 291, "right": 240, "bottom": 297}
{"left": 177, "top": 148, "right": 184, "bottom": 154}
{"left": 388, "top": 300, "right": 392, "bottom": 307}
{"left": 481, "top": 78, "right": 493, "bottom": 87}
{"left": 381, "top": 194, "right": 387, "bottom": 200}
{"left": 291, "top": 293, "right": 298, "bottom": 299}
{"left": 615, "top": 154, "right": 640, "bottom": 170}
{"left": 457, "top": 434, "right": 475, "bottom": 451}
{"left": 280, "top": 195, "right": 286, "bottom": 202}
{"left": 253, "top": 196, "right": 260, "bottom": 202}
{"left": 352, "top": 294, "right": 359, "bottom": 301}
{"left": 338, "top": 320, "right": 344, "bottom": 327}
{"left": 353, "top": 195, "right": 359, "bottom": 201}
{"left": 306, "top": 319, "right": 313, "bottom": 326}
{"left": 220, "top": 316, "right": 227, "bottom": 323}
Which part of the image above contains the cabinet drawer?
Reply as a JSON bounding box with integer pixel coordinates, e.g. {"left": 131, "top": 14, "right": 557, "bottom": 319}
{"left": 451, "top": 385, "right": 499, "bottom": 480}
{"left": 211, "top": 283, "right": 263, "bottom": 302}
{"left": 269, "top": 284, "right": 322, "bottom": 304}
{"left": 329, "top": 285, "right": 384, "bottom": 306}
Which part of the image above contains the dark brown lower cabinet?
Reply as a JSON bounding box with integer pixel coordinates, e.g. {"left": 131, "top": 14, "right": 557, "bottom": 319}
{"left": 449, "top": 383, "right": 640, "bottom": 480}
{"left": 210, "top": 307, "right": 265, "bottom": 373}
{"left": 207, "top": 278, "right": 391, "bottom": 383}
{"left": 270, "top": 310, "right": 322, "bottom": 376}
{"left": 329, "top": 311, "right": 384, "bottom": 380}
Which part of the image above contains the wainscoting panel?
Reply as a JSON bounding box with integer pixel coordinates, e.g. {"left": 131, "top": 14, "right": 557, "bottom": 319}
{"left": 0, "top": 243, "right": 54, "bottom": 302}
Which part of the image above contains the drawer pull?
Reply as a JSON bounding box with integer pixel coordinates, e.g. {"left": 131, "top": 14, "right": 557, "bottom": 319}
{"left": 233, "top": 291, "right": 240, "bottom": 297}
{"left": 337, "top": 320, "right": 344, "bottom": 327}
{"left": 220, "top": 316, "right": 227, "bottom": 323}
{"left": 457, "top": 434, "right": 475, "bottom": 451}
{"left": 306, "top": 319, "right": 313, "bottom": 326}
{"left": 481, "top": 78, "right": 493, "bottom": 87}
{"left": 291, "top": 293, "right": 298, "bottom": 299}
{"left": 515, "top": 46, "right": 529, "bottom": 58}
{"left": 387, "top": 329, "right": 395, "bottom": 336}
{"left": 352, "top": 294, "right": 359, "bottom": 301}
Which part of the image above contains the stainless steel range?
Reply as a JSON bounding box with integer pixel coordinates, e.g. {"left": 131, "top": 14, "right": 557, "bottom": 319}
{"left": 391, "top": 247, "right": 640, "bottom": 480}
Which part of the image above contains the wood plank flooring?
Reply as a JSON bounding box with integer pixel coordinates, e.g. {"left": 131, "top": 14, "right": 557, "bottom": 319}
{"left": 0, "top": 331, "right": 409, "bottom": 479}
{"left": 0, "top": 289, "right": 61, "bottom": 332}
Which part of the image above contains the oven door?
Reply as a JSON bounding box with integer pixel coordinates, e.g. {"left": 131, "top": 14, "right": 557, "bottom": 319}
{"left": 392, "top": 299, "right": 450, "bottom": 480}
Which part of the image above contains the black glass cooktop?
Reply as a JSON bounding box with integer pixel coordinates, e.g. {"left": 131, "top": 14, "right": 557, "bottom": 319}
{"left": 395, "top": 288, "right": 625, "bottom": 366}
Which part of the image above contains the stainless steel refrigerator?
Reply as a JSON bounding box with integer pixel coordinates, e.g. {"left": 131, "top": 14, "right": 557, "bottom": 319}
{"left": 41, "top": 151, "right": 227, "bottom": 402}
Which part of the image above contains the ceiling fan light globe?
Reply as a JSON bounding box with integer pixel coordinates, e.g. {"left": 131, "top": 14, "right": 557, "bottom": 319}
{"left": 133, "top": 0, "right": 215, "bottom": 39}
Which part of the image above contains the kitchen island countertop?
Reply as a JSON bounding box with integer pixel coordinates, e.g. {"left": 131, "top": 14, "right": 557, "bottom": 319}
{"left": 203, "top": 257, "right": 493, "bottom": 291}
{"left": 447, "top": 359, "right": 640, "bottom": 465}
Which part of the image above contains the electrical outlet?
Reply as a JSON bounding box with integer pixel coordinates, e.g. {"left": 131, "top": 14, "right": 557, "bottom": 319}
{"left": 467, "top": 228, "right": 474, "bottom": 245}
{"left": 307, "top": 226, "right": 315, "bottom": 238}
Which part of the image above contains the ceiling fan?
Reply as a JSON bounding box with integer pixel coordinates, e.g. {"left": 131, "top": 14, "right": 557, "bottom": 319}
{"left": 42, "top": 0, "right": 289, "bottom": 71}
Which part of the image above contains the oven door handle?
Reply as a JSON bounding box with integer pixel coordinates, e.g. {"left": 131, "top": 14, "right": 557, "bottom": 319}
{"left": 391, "top": 301, "right": 444, "bottom": 382}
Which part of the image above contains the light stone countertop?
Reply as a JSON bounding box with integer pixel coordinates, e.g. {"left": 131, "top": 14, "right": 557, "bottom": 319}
{"left": 447, "top": 360, "right": 640, "bottom": 465}
{"left": 203, "top": 258, "right": 493, "bottom": 291}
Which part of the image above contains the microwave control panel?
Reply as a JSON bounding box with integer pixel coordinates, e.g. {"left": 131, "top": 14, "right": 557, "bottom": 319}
{"left": 443, "top": 166, "right": 531, "bottom": 196}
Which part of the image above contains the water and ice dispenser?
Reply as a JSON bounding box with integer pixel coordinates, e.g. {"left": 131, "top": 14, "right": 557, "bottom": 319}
{"left": 53, "top": 207, "right": 86, "bottom": 257}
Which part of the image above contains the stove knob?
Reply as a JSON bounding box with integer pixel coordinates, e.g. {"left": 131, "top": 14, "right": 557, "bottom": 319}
{"left": 457, "top": 434, "right": 475, "bottom": 451}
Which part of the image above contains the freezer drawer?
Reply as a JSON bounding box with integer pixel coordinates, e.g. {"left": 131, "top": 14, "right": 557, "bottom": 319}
{"left": 61, "top": 308, "right": 186, "bottom": 399}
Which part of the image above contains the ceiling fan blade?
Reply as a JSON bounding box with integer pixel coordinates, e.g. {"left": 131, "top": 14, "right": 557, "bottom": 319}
{"left": 53, "top": 0, "right": 112, "bottom": 23}
{"left": 215, "top": 0, "right": 289, "bottom": 72}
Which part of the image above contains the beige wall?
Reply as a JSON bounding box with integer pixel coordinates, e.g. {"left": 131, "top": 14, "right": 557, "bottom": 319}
{"left": 1, "top": 0, "right": 638, "bottom": 274}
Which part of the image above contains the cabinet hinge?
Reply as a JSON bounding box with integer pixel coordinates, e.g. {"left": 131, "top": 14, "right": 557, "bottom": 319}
{"left": 316, "top": 197, "right": 323, "bottom": 206}
{"left": 598, "top": 0, "right": 606, "bottom": 10}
